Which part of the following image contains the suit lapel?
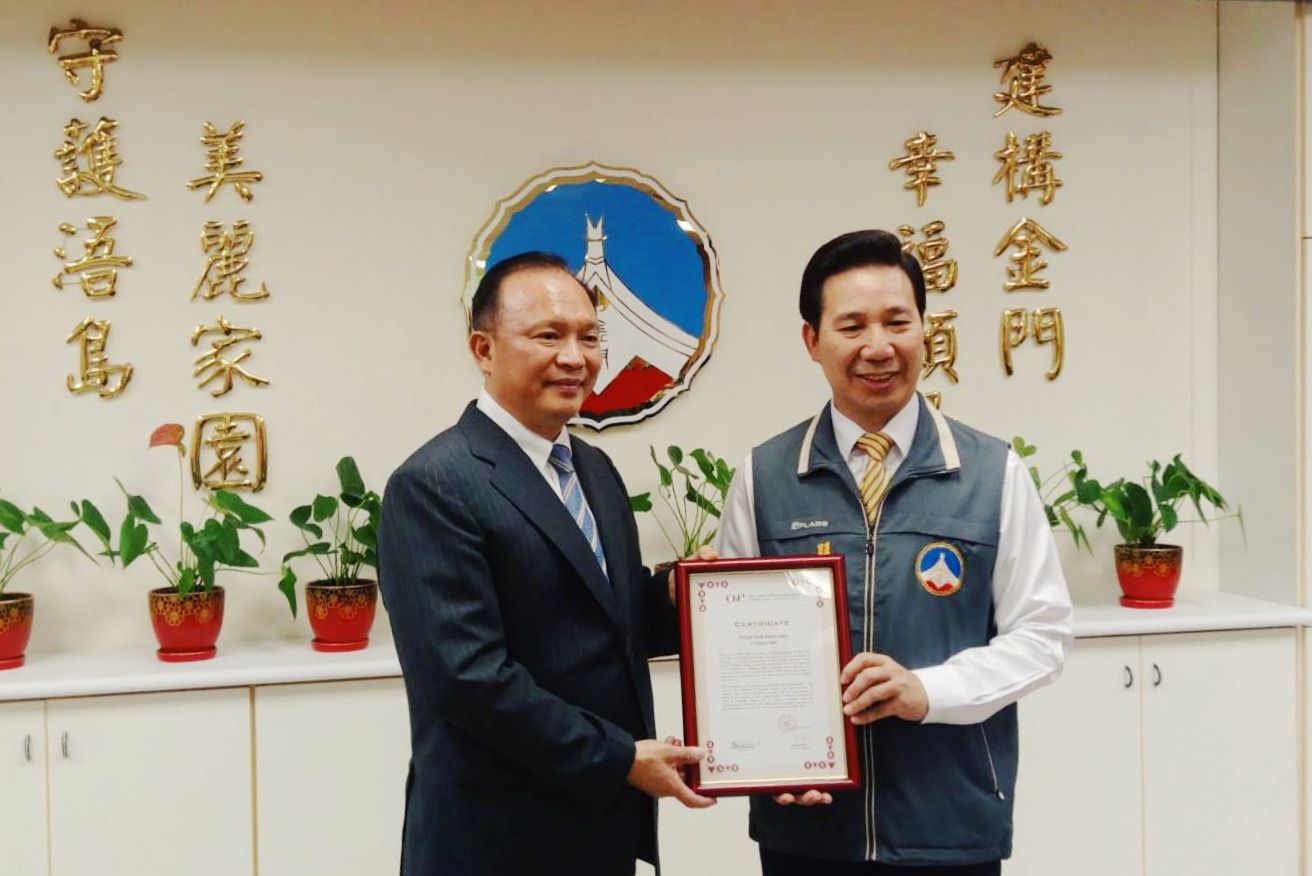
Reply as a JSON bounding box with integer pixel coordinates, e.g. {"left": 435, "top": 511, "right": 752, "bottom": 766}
{"left": 460, "top": 404, "right": 624, "bottom": 630}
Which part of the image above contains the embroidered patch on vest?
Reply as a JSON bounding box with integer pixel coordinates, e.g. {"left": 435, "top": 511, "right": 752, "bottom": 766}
{"left": 915, "top": 542, "right": 965, "bottom": 597}
{"left": 816, "top": 540, "right": 832, "bottom": 556}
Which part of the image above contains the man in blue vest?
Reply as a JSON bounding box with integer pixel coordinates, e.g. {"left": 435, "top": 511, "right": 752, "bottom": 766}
{"left": 716, "top": 229, "right": 1074, "bottom": 875}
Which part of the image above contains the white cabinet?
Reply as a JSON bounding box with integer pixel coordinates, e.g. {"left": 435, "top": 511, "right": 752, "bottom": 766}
{"left": 1141, "top": 630, "right": 1297, "bottom": 875}
{"left": 0, "top": 700, "right": 49, "bottom": 876}
{"left": 1008, "top": 637, "right": 1144, "bottom": 876}
{"left": 254, "top": 678, "right": 410, "bottom": 875}
{"left": 47, "top": 688, "right": 253, "bottom": 876}
{"left": 1009, "top": 628, "right": 1298, "bottom": 876}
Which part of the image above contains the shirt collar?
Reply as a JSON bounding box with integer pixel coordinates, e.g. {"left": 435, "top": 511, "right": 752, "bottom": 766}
{"left": 830, "top": 393, "right": 920, "bottom": 462}
{"left": 476, "top": 389, "right": 569, "bottom": 472}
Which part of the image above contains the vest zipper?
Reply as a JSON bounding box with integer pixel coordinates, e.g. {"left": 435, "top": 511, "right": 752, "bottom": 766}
{"left": 861, "top": 502, "right": 885, "bottom": 861}
{"left": 979, "top": 725, "right": 1005, "bottom": 801}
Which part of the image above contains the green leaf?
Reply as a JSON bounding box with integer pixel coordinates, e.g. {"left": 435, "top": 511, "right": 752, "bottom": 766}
{"left": 0, "top": 532, "right": 7, "bottom": 551}
{"left": 1012, "top": 436, "right": 1037, "bottom": 458}
{"left": 177, "top": 567, "right": 196, "bottom": 596}
{"left": 229, "top": 548, "right": 260, "bottom": 569}
{"left": 127, "top": 493, "right": 161, "bottom": 525}
{"left": 649, "top": 447, "right": 672, "bottom": 488}
{"left": 289, "top": 505, "right": 324, "bottom": 539}
{"left": 1028, "top": 465, "right": 1042, "bottom": 491}
{"left": 666, "top": 445, "right": 684, "bottom": 465}
{"left": 630, "top": 492, "right": 653, "bottom": 513}
{"left": 78, "top": 500, "right": 112, "bottom": 548}
{"left": 312, "top": 494, "right": 339, "bottom": 523}
{"left": 197, "top": 555, "right": 216, "bottom": 590}
{"left": 685, "top": 485, "right": 720, "bottom": 518}
{"left": 336, "top": 457, "right": 366, "bottom": 498}
{"left": 119, "top": 519, "right": 148, "bottom": 567}
{"left": 352, "top": 523, "right": 377, "bottom": 549}
{"left": 1159, "top": 503, "right": 1179, "bottom": 533}
{"left": 278, "top": 567, "right": 298, "bottom": 618}
{"left": 0, "top": 499, "right": 25, "bottom": 534}
{"left": 213, "top": 490, "right": 273, "bottom": 525}
{"left": 690, "top": 449, "right": 716, "bottom": 481}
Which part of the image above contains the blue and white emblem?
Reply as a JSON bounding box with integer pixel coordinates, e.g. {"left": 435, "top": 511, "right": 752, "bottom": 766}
{"left": 915, "top": 542, "right": 965, "bottom": 597}
{"left": 464, "top": 162, "right": 724, "bottom": 429}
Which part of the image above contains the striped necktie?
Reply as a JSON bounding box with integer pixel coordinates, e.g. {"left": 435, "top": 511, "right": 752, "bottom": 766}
{"left": 856, "top": 432, "right": 894, "bottom": 522}
{"left": 548, "top": 444, "right": 608, "bottom": 577}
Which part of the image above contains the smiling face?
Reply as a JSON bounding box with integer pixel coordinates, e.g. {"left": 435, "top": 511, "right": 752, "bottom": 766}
{"left": 469, "top": 267, "right": 602, "bottom": 440}
{"left": 802, "top": 264, "right": 925, "bottom": 433}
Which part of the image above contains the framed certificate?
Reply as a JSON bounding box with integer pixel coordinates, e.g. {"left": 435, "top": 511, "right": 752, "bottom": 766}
{"left": 675, "top": 555, "right": 861, "bottom": 797}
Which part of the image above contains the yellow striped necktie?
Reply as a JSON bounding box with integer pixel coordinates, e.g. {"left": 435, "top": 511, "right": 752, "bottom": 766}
{"left": 856, "top": 432, "right": 894, "bottom": 522}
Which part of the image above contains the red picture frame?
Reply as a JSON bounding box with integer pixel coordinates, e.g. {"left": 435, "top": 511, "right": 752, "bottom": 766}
{"left": 675, "top": 554, "right": 862, "bottom": 797}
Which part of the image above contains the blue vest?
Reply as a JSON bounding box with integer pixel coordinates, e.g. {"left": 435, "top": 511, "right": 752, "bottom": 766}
{"left": 748, "top": 396, "right": 1015, "bottom": 865}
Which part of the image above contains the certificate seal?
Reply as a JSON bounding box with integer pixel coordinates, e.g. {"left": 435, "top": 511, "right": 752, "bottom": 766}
{"left": 777, "top": 713, "right": 798, "bottom": 733}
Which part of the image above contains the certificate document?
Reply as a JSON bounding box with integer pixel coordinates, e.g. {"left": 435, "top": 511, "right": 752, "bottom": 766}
{"left": 675, "top": 555, "right": 860, "bottom": 796}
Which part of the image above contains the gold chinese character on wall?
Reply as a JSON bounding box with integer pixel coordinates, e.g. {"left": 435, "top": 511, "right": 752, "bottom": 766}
{"left": 48, "top": 19, "right": 122, "bottom": 102}
{"left": 994, "top": 217, "right": 1067, "bottom": 291}
{"left": 192, "top": 220, "right": 271, "bottom": 302}
{"left": 922, "top": 309, "right": 960, "bottom": 384}
{"left": 924, "top": 391, "right": 943, "bottom": 410}
{"left": 55, "top": 117, "right": 146, "bottom": 200}
{"left": 899, "top": 220, "right": 958, "bottom": 293}
{"left": 994, "top": 131, "right": 1063, "bottom": 205}
{"left": 66, "top": 317, "right": 132, "bottom": 398}
{"left": 1001, "top": 307, "right": 1065, "bottom": 379}
{"left": 994, "top": 42, "right": 1062, "bottom": 117}
{"left": 192, "top": 317, "right": 270, "bottom": 397}
{"left": 188, "top": 122, "right": 263, "bottom": 202}
{"left": 192, "top": 412, "right": 267, "bottom": 491}
{"left": 52, "top": 217, "right": 134, "bottom": 298}
{"left": 889, "top": 132, "right": 955, "bottom": 206}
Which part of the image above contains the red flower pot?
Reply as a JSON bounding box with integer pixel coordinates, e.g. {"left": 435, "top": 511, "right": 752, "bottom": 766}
{"left": 1114, "top": 544, "right": 1183, "bottom": 609}
{"left": 306, "top": 580, "right": 378, "bottom": 652}
{"left": 0, "top": 593, "right": 34, "bottom": 670}
{"left": 148, "top": 586, "right": 225, "bottom": 662}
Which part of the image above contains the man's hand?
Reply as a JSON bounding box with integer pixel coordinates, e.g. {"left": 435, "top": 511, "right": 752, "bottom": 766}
{"left": 628, "top": 738, "right": 716, "bottom": 808}
{"left": 772, "top": 789, "right": 833, "bottom": 806}
{"left": 667, "top": 544, "right": 720, "bottom": 606}
{"left": 840, "top": 652, "right": 929, "bottom": 725}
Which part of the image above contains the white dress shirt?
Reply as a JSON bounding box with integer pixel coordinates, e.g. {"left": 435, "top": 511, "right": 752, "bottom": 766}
{"left": 476, "top": 390, "right": 570, "bottom": 500}
{"left": 716, "top": 394, "right": 1074, "bottom": 725}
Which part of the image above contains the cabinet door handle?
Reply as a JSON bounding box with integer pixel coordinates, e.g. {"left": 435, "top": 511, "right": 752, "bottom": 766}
{"left": 1152, "top": 663, "right": 1162, "bottom": 687}
{"left": 1123, "top": 665, "right": 1134, "bottom": 688}
{"left": 61, "top": 731, "right": 69, "bottom": 759}
{"left": 23, "top": 734, "right": 32, "bottom": 762}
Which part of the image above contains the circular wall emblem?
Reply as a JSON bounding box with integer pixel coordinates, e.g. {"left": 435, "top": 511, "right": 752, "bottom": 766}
{"left": 464, "top": 162, "right": 724, "bottom": 429}
{"left": 915, "top": 542, "right": 965, "bottom": 597}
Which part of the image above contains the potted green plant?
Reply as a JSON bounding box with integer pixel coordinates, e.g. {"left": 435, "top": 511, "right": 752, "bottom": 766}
{"left": 279, "top": 457, "right": 381, "bottom": 652}
{"left": 1014, "top": 437, "right": 1241, "bottom": 608}
{"left": 0, "top": 497, "right": 102, "bottom": 669}
{"left": 630, "top": 446, "right": 736, "bottom": 556}
{"left": 90, "top": 423, "right": 272, "bottom": 661}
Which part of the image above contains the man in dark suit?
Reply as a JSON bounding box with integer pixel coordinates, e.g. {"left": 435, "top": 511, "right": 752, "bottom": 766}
{"left": 378, "top": 251, "right": 714, "bottom": 876}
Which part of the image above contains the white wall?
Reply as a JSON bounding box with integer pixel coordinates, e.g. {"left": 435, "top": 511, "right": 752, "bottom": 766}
{"left": 0, "top": 0, "right": 1230, "bottom": 653}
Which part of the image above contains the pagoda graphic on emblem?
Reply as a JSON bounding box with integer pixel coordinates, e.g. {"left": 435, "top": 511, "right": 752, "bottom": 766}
{"left": 464, "top": 162, "right": 724, "bottom": 429}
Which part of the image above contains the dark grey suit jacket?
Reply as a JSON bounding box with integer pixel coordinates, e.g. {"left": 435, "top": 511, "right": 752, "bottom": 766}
{"left": 378, "top": 402, "right": 677, "bottom": 876}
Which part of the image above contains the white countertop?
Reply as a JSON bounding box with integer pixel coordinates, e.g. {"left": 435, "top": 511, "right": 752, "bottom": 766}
{"left": 0, "top": 637, "right": 403, "bottom": 702}
{"left": 2, "top": 592, "right": 1309, "bottom": 701}
{"left": 1071, "top": 591, "right": 1312, "bottom": 637}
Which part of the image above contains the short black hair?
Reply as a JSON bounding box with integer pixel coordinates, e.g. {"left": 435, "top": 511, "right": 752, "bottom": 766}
{"left": 798, "top": 230, "right": 927, "bottom": 328}
{"left": 469, "top": 251, "right": 595, "bottom": 331}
